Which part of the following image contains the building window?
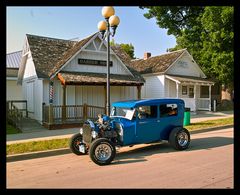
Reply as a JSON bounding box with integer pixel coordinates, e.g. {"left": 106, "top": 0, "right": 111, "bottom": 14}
{"left": 200, "top": 86, "right": 209, "bottom": 98}
{"left": 160, "top": 104, "right": 178, "bottom": 117}
{"left": 182, "top": 86, "right": 187, "bottom": 95}
{"left": 137, "top": 105, "right": 157, "bottom": 119}
{"left": 189, "top": 86, "right": 194, "bottom": 98}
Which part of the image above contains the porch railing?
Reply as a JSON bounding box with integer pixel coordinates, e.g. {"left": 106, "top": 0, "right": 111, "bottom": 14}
{"left": 7, "top": 100, "right": 28, "bottom": 117}
{"left": 6, "top": 101, "right": 26, "bottom": 130}
{"left": 43, "top": 104, "right": 105, "bottom": 124}
{"left": 197, "top": 98, "right": 210, "bottom": 111}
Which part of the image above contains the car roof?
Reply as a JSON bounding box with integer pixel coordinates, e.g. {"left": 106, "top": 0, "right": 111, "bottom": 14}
{"left": 112, "top": 98, "right": 185, "bottom": 108}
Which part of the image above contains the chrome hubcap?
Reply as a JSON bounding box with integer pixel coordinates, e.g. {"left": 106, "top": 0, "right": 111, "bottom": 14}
{"left": 95, "top": 144, "right": 112, "bottom": 161}
{"left": 177, "top": 131, "right": 189, "bottom": 147}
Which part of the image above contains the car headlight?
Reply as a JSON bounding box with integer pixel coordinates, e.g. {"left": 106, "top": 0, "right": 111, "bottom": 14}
{"left": 91, "top": 131, "right": 98, "bottom": 138}
{"left": 79, "top": 127, "right": 83, "bottom": 135}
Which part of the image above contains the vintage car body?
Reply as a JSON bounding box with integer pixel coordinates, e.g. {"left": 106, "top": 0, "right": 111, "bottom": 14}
{"left": 69, "top": 99, "right": 190, "bottom": 166}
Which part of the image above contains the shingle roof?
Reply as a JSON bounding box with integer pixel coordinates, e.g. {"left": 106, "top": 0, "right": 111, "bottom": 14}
{"left": 166, "top": 74, "right": 214, "bottom": 84}
{"left": 129, "top": 49, "right": 186, "bottom": 74}
{"left": 26, "top": 34, "right": 78, "bottom": 78}
{"left": 25, "top": 33, "right": 144, "bottom": 84}
{"left": 111, "top": 45, "right": 145, "bottom": 83}
{"left": 7, "top": 50, "right": 22, "bottom": 68}
{"left": 58, "top": 71, "right": 144, "bottom": 86}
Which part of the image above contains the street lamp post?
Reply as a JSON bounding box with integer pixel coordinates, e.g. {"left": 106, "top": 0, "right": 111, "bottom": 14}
{"left": 98, "top": 6, "right": 120, "bottom": 116}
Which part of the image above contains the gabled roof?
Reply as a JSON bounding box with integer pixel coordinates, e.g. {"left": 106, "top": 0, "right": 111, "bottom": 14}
{"left": 129, "top": 49, "right": 186, "bottom": 74}
{"left": 24, "top": 33, "right": 144, "bottom": 84}
{"left": 7, "top": 50, "right": 22, "bottom": 69}
{"left": 111, "top": 45, "right": 145, "bottom": 83}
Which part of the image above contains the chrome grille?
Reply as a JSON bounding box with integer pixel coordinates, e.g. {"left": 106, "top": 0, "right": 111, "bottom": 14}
{"left": 82, "top": 124, "right": 92, "bottom": 144}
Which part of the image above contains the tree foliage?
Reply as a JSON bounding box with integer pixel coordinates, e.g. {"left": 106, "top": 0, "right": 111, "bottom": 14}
{"left": 110, "top": 39, "right": 135, "bottom": 59}
{"left": 141, "top": 6, "right": 234, "bottom": 89}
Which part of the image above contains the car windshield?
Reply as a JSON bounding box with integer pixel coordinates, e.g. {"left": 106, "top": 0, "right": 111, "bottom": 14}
{"left": 110, "top": 107, "right": 136, "bottom": 120}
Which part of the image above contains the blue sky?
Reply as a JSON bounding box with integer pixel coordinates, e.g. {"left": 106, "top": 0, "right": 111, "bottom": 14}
{"left": 7, "top": 6, "right": 176, "bottom": 59}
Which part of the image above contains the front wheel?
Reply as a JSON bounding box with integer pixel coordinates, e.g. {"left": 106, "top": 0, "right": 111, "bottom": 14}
{"left": 69, "top": 133, "right": 87, "bottom": 155}
{"left": 169, "top": 127, "right": 190, "bottom": 150}
{"left": 89, "top": 138, "right": 116, "bottom": 166}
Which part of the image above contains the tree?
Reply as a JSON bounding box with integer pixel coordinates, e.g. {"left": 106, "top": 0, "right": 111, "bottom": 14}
{"left": 110, "top": 39, "right": 135, "bottom": 59}
{"left": 140, "top": 6, "right": 234, "bottom": 89}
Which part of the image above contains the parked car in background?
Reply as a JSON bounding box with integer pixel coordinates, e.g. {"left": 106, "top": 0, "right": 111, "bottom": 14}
{"left": 69, "top": 99, "right": 191, "bottom": 165}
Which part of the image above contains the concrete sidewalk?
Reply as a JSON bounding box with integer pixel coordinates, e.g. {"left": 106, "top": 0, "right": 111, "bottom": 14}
{"left": 6, "top": 110, "right": 233, "bottom": 145}
{"left": 190, "top": 110, "right": 233, "bottom": 123}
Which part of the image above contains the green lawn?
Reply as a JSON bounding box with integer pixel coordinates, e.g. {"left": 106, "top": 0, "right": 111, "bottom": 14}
{"left": 7, "top": 124, "right": 21, "bottom": 134}
{"left": 186, "top": 117, "right": 233, "bottom": 131}
{"left": 7, "top": 117, "right": 233, "bottom": 155}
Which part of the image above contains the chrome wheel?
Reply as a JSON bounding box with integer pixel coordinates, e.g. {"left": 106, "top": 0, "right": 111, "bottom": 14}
{"left": 95, "top": 143, "right": 112, "bottom": 161}
{"left": 74, "top": 137, "right": 82, "bottom": 151}
{"left": 177, "top": 131, "right": 189, "bottom": 147}
{"left": 69, "top": 133, "right": 87, "bottom": 155}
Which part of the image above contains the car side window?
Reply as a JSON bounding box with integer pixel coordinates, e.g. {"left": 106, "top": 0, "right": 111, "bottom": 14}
{"left": 160, "top": 104, "right": 178, "bottom": 118}
{"left": 137, "top": 105, "right": 157, "bottom": 119}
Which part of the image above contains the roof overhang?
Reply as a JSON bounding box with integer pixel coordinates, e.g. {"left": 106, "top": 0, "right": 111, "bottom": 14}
{"left": 165, "top": 75, "right": 215, "bottom": 86}
{"left": 57, "top": 72, "right": 144, "bottom": 86}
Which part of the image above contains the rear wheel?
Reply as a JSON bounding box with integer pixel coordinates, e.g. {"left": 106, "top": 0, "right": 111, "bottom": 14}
{"left": 89, "top": 138, "right": 116, "bottom": 166}
{"left": 69, "top": 133, "right": 87, "bottom": 155}
{"left": 169, "top": 127, "right": 190, "bottom": 150}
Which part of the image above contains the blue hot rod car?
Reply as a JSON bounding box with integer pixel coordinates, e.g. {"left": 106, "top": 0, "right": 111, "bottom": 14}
{"left": 69, "top": 99, "right": 190, "bottom": 165}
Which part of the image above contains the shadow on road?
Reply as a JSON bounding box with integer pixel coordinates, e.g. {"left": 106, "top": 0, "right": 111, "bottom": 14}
{"left": 112, "top": 136, "right": 233, "bottom": 165}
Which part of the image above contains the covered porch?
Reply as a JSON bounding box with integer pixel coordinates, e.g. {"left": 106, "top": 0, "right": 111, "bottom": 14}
{"left": 165, "top": 75, "right": 215, "bottom": 111}
{"left": 42, "top": 71, "right": 143, "bottom": 129}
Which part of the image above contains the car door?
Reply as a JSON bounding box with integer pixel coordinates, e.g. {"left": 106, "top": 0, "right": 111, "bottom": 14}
{"left": 158, "top": 103, "right": 180, "bottom": 140}
{"left": 135, "top": 105, "right": 161, "bottom": 143}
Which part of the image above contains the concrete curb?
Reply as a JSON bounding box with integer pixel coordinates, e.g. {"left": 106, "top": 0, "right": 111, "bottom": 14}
{"left": 7, "top": 148, "right": 71, "bottom": 163}
{"left": 7, "top": 124, "right": 233, "bottom": 163}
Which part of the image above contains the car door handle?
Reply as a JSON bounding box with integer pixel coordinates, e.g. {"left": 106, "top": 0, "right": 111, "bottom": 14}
{"left": 157, "top": 120, "right": 160, "bottom": 122}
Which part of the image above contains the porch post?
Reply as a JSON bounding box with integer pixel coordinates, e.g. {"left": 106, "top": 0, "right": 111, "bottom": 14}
{"left": 194, "top": 84, "right": 197, "bottom": 111}
{"left": 49, "top": 104, "right": 53, "bottom": 125}
{"left": 137, "top": 85, "right": 142, "bottom": 99}
{"left": 209, "top": 85, "right": 212, "bottom": 111}
{"left": 176, "top": 83, "right": 179, "bottom": 98}
{"left": 62, "top": 84, "right": 66, "bottom": 122}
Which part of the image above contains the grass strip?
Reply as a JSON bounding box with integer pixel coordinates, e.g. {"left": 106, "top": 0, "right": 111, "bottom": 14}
{"left": 7, "top": 138, "right": 69, "bottom": 155}
{"left": 186, "top": 117, "right": 233, "bottom": 131}
{"left": 7, "top": 117, "right": 233, "bottom": 155}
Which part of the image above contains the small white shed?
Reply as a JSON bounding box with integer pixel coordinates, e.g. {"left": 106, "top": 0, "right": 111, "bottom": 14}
{"left": 129, "top": 49, "right": 215, "bottom": 112}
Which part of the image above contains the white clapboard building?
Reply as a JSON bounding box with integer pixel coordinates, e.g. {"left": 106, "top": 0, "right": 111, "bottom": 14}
{"left": 129, "top": 49, "right": 215, "bottom": 112}
{"left": 17, "top": 32, "right": 144, "bottom": 129}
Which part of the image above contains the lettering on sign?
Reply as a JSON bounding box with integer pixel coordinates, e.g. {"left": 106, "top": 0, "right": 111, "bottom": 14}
{"left": 78, "top": 58, "right": 113, "bottom": 66}
{"left": 177, "top": 60, "right": 188, "bottom": 68}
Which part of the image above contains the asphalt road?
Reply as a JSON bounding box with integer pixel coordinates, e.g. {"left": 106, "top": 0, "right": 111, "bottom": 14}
{"left": 6, "top": 127, "right": 233, "bottom": 189}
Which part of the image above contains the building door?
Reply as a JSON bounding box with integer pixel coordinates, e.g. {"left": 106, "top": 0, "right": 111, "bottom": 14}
{"left": 26, "top": 81, "right": 34, "bottom": 114}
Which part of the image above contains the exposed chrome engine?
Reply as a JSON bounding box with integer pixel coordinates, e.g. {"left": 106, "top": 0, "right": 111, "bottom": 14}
{"left": 80, "top": 114, "right": 122, "bottom": 146}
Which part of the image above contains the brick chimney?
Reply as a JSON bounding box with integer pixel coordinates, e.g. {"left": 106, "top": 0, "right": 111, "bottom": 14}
{"left": 144, "top": 52, "right": 151, "bottom": 60}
